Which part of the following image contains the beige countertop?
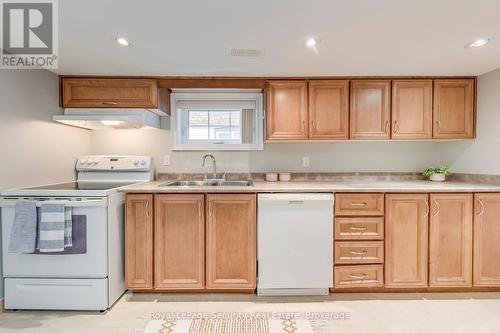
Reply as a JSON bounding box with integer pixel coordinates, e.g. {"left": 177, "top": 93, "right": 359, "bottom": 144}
{"left": 120, "top": 180, "right": 500, "bottom": 193}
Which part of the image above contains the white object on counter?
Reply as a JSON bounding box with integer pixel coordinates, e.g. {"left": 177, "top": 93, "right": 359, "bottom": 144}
{"left": 257, "top": 193, "right": 333, "bottom": 296}
{"left": 430, "top": 174, "right": 446, "bottom": 182}
{"left": 278, "top": 172, "right": 291, "bottom": 182}
{"left": 265, "top": 172, "right": 278, "bottom": 182}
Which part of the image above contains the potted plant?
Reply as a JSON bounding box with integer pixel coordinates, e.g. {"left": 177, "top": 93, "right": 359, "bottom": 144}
{"left": 422, "top": 167, "right": 452, "bottom": 182}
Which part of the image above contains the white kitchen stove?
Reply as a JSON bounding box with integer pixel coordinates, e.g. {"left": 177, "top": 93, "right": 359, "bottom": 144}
{"left": 1, "top": 155, "right": 154, "bottom": 311}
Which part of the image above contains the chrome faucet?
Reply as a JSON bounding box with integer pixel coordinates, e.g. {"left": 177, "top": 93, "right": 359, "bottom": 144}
{"left": 202, "top": 154, "right": 221, "bottom": 180}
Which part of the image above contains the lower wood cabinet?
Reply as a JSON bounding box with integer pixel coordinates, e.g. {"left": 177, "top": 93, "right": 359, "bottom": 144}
{"left": 473, "top": 193, "right": 500, "bottom": 286}
{"left": 206, "top": 194, "right": 257, "bottom": 290}
{"left": 154, "top": 194, "right": 205, "bottom": 290}
{"left": 385, "top": 194, "right": 429, "bottom": 288}
{"left": 125, "top": 194, "right": 154, "bottom": 289}
{"left": 429, "top": 194, "right": 473, "bottom": 287}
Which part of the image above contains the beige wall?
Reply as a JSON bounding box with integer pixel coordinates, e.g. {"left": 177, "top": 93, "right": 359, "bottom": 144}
{"left": 0, "top": 70, "right": 91, "bottom": 188}
{"left": 441, "top": 67, "right": 500, "bottom": 175}
{"left": 0, "top": 70, "right": 91, "bottom": 298}
{"left": 90, "top": 129, "right": 446, "bottom": 174}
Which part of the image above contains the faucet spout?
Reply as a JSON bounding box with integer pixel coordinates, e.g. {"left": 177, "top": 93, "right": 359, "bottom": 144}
{"left": 202, "top": 154, "right": 218, "bottom": 180}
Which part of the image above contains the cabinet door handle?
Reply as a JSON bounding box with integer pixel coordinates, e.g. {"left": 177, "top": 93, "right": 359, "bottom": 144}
{"left": 385, "top": 120, "right": 390, "bottom": 134}
{"left": 436, "top": 120, "right": 441, "bottom": 133}
{"left": 432, "top": 199, "right": 440, "bottom": 217}
{"left": 477, "top": 199, "right": 485, "bottom": 216}
{"left": 349, "top": 273, "right": 367, "bottom": 279}
{"left": 393, "top": 120, "right": 399, "bottom": 134}
{"left": 102, "top": 101, "right": 118, "bottom": 105}
{"left": 424, "top": 200, "right": 429, "bottom": 217}
{"left": 349, "top": 250, "right": 367, "bottom": 256}
{"left": 302, "top": 120, "right": 307, "bottom": 135}
{"left": 351, "top": 202, "right": 368, "bottom": 207}
{"left": 349, "top": 225, "right": 367, "bottom": 232}
{"left": 311, "top": 120, "right": 316, "bottom": 132}
{"left": 145, "top": 201, "right": 150, "bottom": 218}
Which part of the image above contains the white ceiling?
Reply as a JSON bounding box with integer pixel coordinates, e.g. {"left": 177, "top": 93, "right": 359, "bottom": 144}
{"left": 57, "top": 0, "right": 500, "bottom": 76}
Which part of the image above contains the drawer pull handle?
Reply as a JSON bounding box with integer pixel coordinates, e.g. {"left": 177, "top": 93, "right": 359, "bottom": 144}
{"left": 349, "top": 273, "right": 367, "bottom": 279}
{"left": 351, "top": 202, "right": 368, "bottom": 207}
{"left": 349, "top": 250, "right": 367, "bottom": 256}
{"left": 288, "top": 200, "right": 304, "bottom": 204}
{"left": 102, "top": 101, "right": 118, "bottom": 105}
{"left": 145, "top": 201, "right": 150, "bottom": 218}
{"left": 349, "top": 225, "right": 367, "bottom": 232}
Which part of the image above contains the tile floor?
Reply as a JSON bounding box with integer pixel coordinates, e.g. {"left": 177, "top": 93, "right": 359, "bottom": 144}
{"left": 1, "top": 292, "right": 500, "bottom": 333}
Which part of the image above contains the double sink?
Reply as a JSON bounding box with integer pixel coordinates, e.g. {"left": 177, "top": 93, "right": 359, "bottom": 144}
{"left": 161, "top": 180, "right": 253, "bottom": 187}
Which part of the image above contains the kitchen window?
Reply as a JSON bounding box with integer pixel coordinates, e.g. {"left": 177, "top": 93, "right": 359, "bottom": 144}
{"left": 171, "top": 89, "right": 264, "bottom": 150}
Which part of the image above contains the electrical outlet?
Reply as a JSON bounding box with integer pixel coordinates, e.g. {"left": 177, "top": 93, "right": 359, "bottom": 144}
{"left": 302, "top": 156, "right": 310, "bottom": 168}
{"left": 163, "top": 154, "right": 171, "bottom": 166}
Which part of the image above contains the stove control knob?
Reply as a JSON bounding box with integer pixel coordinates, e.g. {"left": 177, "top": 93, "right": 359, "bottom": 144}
{"left": 87, "top": 159, "right": 94, "bottom": 165}
{"left": 133, "top": 160, "right": 140, "bottom": 166}
{"left": 79, "top": 159, "right": 86, "bottom": 166}
{"left": 140, "top": 160, "right": 147, "bottom": 166}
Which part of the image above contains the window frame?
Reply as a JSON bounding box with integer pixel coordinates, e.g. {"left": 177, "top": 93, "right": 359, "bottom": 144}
{"left": 170, "top": 89, "right": 264, "bottom": 151}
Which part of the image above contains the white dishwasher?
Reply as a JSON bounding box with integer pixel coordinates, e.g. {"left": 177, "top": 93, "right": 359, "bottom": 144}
{"left": 257, "top": 193, "right": 334, "bottom": 296}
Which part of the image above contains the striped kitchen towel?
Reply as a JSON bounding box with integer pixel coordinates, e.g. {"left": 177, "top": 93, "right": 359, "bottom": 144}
{"left": 38, "top": 202, "right": 66, "bottom": 253}
{"left": 64, "top": 206, "right": 72, "bottom": 247}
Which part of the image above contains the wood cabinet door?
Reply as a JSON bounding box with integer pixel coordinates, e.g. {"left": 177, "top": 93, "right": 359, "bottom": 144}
{"left": 385, "top": 194, "right": 429, "bottom": 288}
{"left": 266, "top": 81, "right": 308, "bottom": 140}
{"left": 62, "top": 78, "right": 158, "bottom": 108}
{"left": 125, "top": 194, "right": 154, "bottom": 289}
{"left": 429, "top": 194, "right": 473, "bottom": 287}
{"left": 392, "top": 80, "right": 433, "bottom": 139}
{"left": 473, "top": 193, "right": 500, "bottom": 286}
{"left": 433, "top": 79, "right": 475, "bottom": 139}
{"left": 154, "top": 194, "right": 205, "bottom": 290}
{"left": 206, "top": 194, "right": 257, "bottom": 290}
{"left": 350, "top": 80, "right": 391, "bottom": 140}
{"left": 308, "top": 80, "right": 349, "bottom": 140}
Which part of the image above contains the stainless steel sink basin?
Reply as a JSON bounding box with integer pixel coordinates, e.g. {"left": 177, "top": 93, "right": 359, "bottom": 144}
{"left": 161, "top": 180, "right": 253, "bottom": 187}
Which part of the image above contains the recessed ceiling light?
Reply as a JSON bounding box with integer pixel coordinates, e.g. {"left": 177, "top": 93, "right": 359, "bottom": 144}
{"left": 465, "top": 38, "right": 491, "bottom": 49}
{"left": 116, "top": 37, "right": 130, "bottom": 46}
{"left": 306, "top": 38, "right": 317, "bottom": 48}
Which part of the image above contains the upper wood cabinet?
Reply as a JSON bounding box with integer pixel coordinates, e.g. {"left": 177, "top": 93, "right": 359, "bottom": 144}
{"left": 61, "top": 78, "right": 169, "bottom": 113}
{"left": 473, "top": 193, "right": 500, "bottom": 286}
{"left": 385, "top": 194, "right": 429, "bottom": 288}
{"left": 125, "top": 194, "right": 154, "bottom": 290}
{"left": 429, "top": 194, "right": 473, "bottom": 287}
{"left": 266, "top": 81, "right": 308, "bottom": 140}
{"left": 206, "top": 194, "right": 257, "bottom": 290}
{"left": 308, "top": 80, "right": 349, "bottom": 140}
{"left": 433, "top": 79, "right": 475, "bottom": 139}
{"left": 392, "top": 80, "right": 433, "bottom": 139}
{"left": 154, "top": 194, "right": 205, "bottom": 290}
{"left": 350, "top": 80, "right": 391, "bottom": 140}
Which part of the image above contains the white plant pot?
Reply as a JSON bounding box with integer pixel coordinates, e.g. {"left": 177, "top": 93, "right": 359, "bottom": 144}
{"left": 430, "top": 173, "right": 446, "bottom": 182}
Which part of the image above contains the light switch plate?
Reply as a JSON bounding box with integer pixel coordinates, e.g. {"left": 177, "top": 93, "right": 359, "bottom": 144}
{"left": 163, "top": 154, "right": 171, "bottom": 166}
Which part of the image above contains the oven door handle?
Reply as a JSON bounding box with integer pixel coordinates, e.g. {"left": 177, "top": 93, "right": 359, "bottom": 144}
{"left": 0, "top": 197, "right": 108, "bottom": 208}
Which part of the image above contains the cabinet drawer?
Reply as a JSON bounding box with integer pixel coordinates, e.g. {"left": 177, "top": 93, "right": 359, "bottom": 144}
{"left": 62, "top": 78, "right": 158, "bottom": 108}
{"left": 335, "top": 241, "right": 384, "bottom": 264}
{"left": 335, "top": 194, "right": 384, "bottom": 216}
{"left": 335, "top": 217, "right": 384, "bottom": 240}
{"left": 334, "top": 264, "right": 384, "bottom": 289}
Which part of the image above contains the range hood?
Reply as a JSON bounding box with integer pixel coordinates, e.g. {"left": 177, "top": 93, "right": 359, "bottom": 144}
{"left": 53, "top": 108, "right": 165, "bottom": 130}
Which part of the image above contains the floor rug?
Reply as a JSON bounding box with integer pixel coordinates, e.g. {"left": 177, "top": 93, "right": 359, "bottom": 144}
{"left": 143, "top": 318, "right": 314, "bottom": 333}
